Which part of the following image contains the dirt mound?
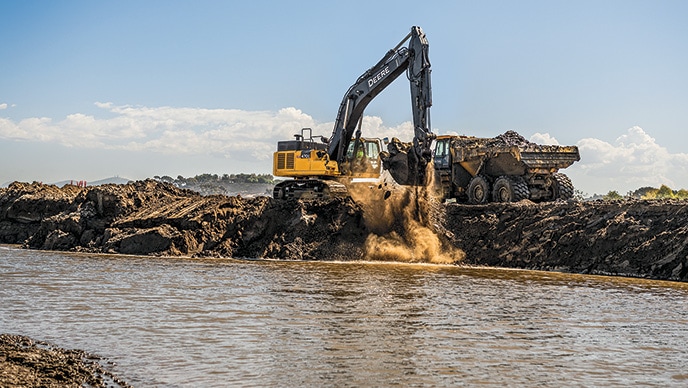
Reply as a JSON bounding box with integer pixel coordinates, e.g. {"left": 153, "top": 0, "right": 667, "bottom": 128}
{"left": 0, "top": 180, "right": 367, "bottom": 261}
{"left": 2, "top": 180, "right": 688, "bottom": 281}
{"left": 488, "top": 130, "right": 533, "bottom": 147}
{"left": 0, "top": 334, "right": 130, "bottom": 387}
{"left": 445, "top": 199, "right": 688, "bottom": 281}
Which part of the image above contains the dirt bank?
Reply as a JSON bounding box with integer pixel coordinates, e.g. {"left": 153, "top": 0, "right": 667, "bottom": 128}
{"left": 1, "top": 180, "right": 687, "bottom": 281}
{"left": 0, "top": 180, "right": 367, "bottom": 261}
{"left": 0, "top": 334, "right": 130, "bottom": 387}
{"left": 444, "top": 199, "right": 688, "bottom": 281}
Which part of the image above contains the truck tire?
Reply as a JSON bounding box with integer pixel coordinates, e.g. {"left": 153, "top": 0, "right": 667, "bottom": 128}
{"left": 493, "top": 176, "right": 530, "bottom": 202}
{"left": 467, "top": 176, "right": 490, "bottom": 204}
{"left": 553, "top": 173, "right": 574, "bottom": 200}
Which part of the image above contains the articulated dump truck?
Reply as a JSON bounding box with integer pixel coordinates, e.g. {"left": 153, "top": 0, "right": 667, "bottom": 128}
{"left": 433, "top": 131, "right": 580, "bottom": 203}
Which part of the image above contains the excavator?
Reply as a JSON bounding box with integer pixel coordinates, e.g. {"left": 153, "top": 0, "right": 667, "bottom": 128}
{"left": 272, "top": 26, "right": 434, "bottom": 199}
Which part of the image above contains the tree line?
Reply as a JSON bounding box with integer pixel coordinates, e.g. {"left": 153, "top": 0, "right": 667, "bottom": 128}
{"left": 603, "top": 185, "right": 688, "bottom": 201}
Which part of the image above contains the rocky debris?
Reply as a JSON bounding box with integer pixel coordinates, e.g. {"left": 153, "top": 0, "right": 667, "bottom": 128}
{"left": 450, "top": 130, "right": 533, "bottom": 149}
{"left": 0, "top": 334, "right": 130, "bottom": 387}
{"left": 452, "top": 130, "right": 569, "bottom": 153}
{"left": 486, "top": 130, "right": 533, "bottom": 147}
{"left": 0, "top": 180, "right": 367, "bottom": 261}
{"left": 445, "top": 199, "right": 688, "bottom": 281}
{"left": 1, "top": 180, "right": 688, "bottom": 281}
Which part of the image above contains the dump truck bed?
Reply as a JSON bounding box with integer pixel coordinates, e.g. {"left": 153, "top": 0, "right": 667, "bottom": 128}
{"left": 450, "top": 131, "right": 580, "bottom": 176}
{"left": 518, "top": 145, "right": 580, "bottom": 169}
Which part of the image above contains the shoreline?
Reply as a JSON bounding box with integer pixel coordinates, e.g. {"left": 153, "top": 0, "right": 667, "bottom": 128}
{"left": 0, "top": 334, "right": 131, "bottom": 387}
{"left": 1, "top": 180, "right": 687, "bottom": 282}
{"left": 4, "top": 243, "right": 688, "bottom": 287}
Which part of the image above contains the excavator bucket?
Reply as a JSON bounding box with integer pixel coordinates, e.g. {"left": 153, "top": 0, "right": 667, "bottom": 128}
{"left": 381, "top": 138, "right": 426, "bottom": 186}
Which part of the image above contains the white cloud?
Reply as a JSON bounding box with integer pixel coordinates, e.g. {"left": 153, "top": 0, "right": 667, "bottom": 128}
{"left": 358, "top": 115, "right": 415, "bottom": 141}
{"left": 0, "top": 103, "right": 425, "bottom": 160}
{"left": 0, "top": 103, "right": 320, "bottom": 159}
{"left": 0, "top": 103, "right": 7, "bottom": 110}
{"left": 569, "top": 126, "right": 688, "bottom": 193}
{"left": 3, "top": 103, "right": 686, "bottom": 193}
{"left": 530, "top": 132, "right": 559, "bottom": 145}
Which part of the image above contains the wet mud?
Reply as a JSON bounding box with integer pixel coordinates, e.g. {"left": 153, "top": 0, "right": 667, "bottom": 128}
{"left": 0, "top": 334, "right": 130, "bottom": 387}
{"left": 1, "top": 180, "right": 687, "bottom": 281}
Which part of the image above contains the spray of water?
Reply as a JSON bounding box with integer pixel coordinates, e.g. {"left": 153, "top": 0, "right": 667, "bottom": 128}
{"left": 348, "top": 167, "right": 465, "bottom": 265}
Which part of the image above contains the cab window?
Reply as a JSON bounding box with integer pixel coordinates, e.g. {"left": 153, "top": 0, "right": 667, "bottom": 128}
{"left": 434, "top": 139, "right": 450, "bottom": 169}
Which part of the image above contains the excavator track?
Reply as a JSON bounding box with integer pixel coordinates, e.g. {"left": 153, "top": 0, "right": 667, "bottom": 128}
{"left": 273, "top": 179, "right": 348, "bottom": 200}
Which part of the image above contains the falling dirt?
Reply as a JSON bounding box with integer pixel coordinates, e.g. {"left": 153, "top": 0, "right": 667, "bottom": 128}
{"left": 348, "top": 170, "right": 465, "bottom": 265}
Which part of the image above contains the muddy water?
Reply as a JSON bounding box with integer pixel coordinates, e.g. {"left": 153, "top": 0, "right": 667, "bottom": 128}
{"left": 1, "top": 246, "right": 687, "bottom": 387}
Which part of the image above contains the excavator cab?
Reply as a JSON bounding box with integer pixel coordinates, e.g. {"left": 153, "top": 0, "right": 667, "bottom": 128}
{"left": 345, "top": 138, "right": 382, "bottom": 175}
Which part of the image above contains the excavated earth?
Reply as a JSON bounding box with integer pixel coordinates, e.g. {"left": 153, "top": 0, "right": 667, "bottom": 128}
{"left": 1, "top": 180, "right": 687, "bottom": 282}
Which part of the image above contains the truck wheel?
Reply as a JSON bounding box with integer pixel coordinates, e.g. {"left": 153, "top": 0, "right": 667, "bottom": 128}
{"left": 467, "top": 176, "right": 490, "bottom": 204}
{"left": 493, "top": 176, "right": 529, "bottom": 202}
{"left": 553, "top": 173, "right": 574, "bottom": 200}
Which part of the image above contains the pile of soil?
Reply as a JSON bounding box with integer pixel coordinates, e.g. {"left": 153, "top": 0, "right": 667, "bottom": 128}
{"left": 444, "top": 199, "right": 688, "bottom": 281}
{"left": 0, "top": 334, "right": 130, "bottom": 387}
{"left": 1, "top": 180, "right": 687, "bottom": 281}
{"left": 486, "top": 130, "right": 534, "bottom": 147}
{"left": 451, "top": 130, "right": 534, "bottom": 149}
{"left": 0, "top": 180, "right": 367, "bottom": 261}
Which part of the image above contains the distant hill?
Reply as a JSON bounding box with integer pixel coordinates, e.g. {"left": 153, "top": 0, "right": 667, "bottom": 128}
{"left": 88, "top": 176, "right": 134, "bottom": 185}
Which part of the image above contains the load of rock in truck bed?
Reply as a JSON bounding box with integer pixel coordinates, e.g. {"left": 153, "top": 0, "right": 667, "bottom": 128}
{"left": 450, "top": 130, "right": 580, "bottom": 169}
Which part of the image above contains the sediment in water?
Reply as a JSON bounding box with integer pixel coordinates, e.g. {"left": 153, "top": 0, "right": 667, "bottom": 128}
{"left": 1, "top": 180, "right": 687, "bottom": 281}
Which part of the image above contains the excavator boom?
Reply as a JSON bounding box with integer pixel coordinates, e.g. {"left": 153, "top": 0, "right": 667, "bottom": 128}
{"left": 326, "top": 26, "right": 434, "bottom": 185}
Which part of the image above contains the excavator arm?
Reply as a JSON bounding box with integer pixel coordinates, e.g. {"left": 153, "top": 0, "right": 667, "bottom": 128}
{"left": 325, "top": 26, "right": 434, "bottom": 185}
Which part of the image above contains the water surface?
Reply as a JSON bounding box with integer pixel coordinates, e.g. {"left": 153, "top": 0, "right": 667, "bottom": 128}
{"left": 1, "top": 246, "right": 687, "bottom": 387}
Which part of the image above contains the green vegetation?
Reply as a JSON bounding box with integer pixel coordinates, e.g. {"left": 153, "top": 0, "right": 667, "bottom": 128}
{"left": 152, "top": 173, "right": 275, "bottom": 196}
{"left": 573, "top": 189, "right": 588, "bottom": 201}
{"left": 630, "top": 184, "right": 688, "bottom": 200}
{"left": 603, "top": 190, "right": 624, "bottom": 201}
{"left": 600, "top": 184, "right": 688, "bottom": 201}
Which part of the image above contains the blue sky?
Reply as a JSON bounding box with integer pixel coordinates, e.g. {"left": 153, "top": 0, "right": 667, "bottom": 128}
{"left": 1, "top": 0, "right": 687, "bottom": 194}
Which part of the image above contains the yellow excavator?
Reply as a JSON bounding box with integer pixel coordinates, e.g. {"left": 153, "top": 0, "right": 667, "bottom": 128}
{"left": 272, "top": 26, "right": 434, "bottom": 199}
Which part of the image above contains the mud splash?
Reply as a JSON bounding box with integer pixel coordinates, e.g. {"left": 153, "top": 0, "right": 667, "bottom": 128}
{"left": 349, "top": 171, "right": 465, "bottom": 265}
